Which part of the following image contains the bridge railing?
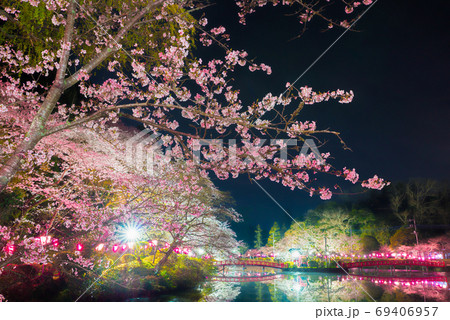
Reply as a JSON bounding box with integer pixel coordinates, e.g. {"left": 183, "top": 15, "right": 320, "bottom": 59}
{"left": 212, "top": 259, "right": 286, "bottom": 268}
{"left": 341, "top": 259, "right": 446, "bottom": 269}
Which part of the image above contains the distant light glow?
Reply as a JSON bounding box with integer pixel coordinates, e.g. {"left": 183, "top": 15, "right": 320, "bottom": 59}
{"left": 95, "top": 244, "right": 104, "bottom": 251}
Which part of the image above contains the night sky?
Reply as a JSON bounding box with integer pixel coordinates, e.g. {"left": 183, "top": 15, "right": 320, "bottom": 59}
{"left": 195, "top": 0, "right": 450, "bottom": 244}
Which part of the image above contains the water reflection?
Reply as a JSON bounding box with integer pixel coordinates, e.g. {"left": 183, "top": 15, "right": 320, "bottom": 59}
{"left": 203, "top": 270, "right": 450, "bottom": 302}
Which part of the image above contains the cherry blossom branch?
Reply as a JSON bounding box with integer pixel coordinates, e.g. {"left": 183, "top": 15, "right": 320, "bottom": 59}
{"left": 44, "top": 102, "right": 152, "bottom": 136}
{"left": 63, "top": 0, "right": 165, "bottom": 91}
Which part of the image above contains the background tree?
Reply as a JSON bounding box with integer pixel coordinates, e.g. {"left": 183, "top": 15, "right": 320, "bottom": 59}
{"left": 280, "top": 223, "right": 288, "bottom": 238}
{"left": 406, "top": 180, "right": 440, "bottom": 224}
{"left": 351, "top": 209, "right": 392, "bottom": 246}
{"left": 254, "top": 224, "right": 263, "bottom": 249}
{"left": 307, "top": 208, "right": 354, "bottom": 239}
{"left": 360, "top": 235, "right": 380, "bottom": 253}
{"left": 389, "top": 226, "right": 416, "bottom": 248}
{"left": 238, "top": 242, "right": 249, "bottom": 255}
{"left": 389, "top": 183, "right": 408, "bottom": 224}
{"left": 267, "top": 221, "right": 281, "bottom": 247}
{"left": 388, "top": 180, "right": 448, "bottom": 226}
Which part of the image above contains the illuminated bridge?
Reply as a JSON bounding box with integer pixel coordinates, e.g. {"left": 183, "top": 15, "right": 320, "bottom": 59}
{"left": 212, "top": 260, "right": 287, "bottom": 269}
{"left": 340, "top": 259, "right": 446, "bottom": 269}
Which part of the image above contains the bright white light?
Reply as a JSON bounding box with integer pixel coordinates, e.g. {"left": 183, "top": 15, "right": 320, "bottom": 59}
{"left": 117, "top": 221, "right": 143, "bottom": 244}
{"left": 197, "top": 248, "right": 205, "bottom": 255}
{"left": 126, "top": 228, "right": 139, "bottom": 243}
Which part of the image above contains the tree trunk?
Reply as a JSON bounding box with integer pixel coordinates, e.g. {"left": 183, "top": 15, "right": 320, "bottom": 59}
{"left": 0, "top": 75, "right": 67, "bottom": 195}
{"left": 0, "top": 134, "right": 41, "bottom": 191}
{"left": 0, "top": 1, "right": 77, "bottom": 194}
{"left": 154, "top": 242, "right": 178, "bottom": 274}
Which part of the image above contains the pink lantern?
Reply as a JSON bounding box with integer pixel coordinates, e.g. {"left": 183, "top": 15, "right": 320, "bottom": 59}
{"left": 76, "top": 243, "right": 83, "bottom": 251}
{"left": 40, "top": 235, "right": 52, "bottom": 245}
{"left": 112, "top": 245, "right": 119, "bottom": 252}
{"left": 121, "top": 244, "right": 127, "bottom": 251}
{"left": 5, "top": 245, "right": 15, "bottom": 254}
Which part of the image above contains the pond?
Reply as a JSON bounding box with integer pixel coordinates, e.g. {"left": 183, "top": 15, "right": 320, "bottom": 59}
{"left": 202, "top": 268, "right": 450, "bottom": 302}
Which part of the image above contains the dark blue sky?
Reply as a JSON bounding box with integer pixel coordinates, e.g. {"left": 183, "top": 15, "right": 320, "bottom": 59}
{"left": 199, "top": 0, "right": 450, "bottom": 244}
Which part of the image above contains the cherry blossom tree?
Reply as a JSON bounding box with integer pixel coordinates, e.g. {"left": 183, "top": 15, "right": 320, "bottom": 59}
{"left": 0, "top": 123, "right": 240, "bottom": 293}
{"left": 0, "top": 0, "right": 388, "bottom": 205}
{"left": 140, "top": 169, "right": 242, "bottom": 271}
